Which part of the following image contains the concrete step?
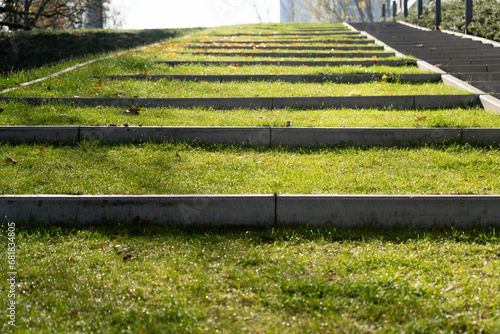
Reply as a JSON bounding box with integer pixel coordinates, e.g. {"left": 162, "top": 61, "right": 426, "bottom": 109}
{"left": 185, "top": 52, "right": 395, "bottom": 58}
{"left": 4, "top": 194, "right": 500, "bottom": 227}
{"left": 98, "top": 73, "right": 442, "bottom": 83}
{"left": 452, "top": 72, "right": 500, "bottom": 81}
{"left": 424, "top": 57, "right": 500, "bottom": 65}
{"left": 215, "top": 32, "right": 362, "bottom": 37}
{"left": 470, "top": 81, "right": 500, "bottom": 93}
{"left": 0, "top": 95, "right": 480, "bottom": 110}
{"left": 156, "top": 60, "right": 414, "bottom": 67}
{"left": 444, "top": 65, "right": 500, "bottom": 73}
{"left": 190, "top": 45, "right": 385, "bottom": 51}
{"left": 4, "top": 126, "right": 498, "bottom": 146}
{"left": 198, "top": 39, "right": 373, "bottom": 44}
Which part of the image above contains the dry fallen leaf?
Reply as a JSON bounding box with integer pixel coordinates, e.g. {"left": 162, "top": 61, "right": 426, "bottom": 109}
{"left": 417, "top": 116, "right": 427, "bottom": 120}
{"left": 0, "top": 108, "right": 4, "bottom": 114}
{"left": 382, "top": 74, "right": 388, "bottom": 80}
{"left": 175, "top": 153, "right": 181, "bottom": 159}
{"left": 39, "top": 146, "right": 44, "bottom": 151}
{"left": 5, "top": 157, "right": 18, "bottom": 164}
{"left": 349, "top": 89, "right": 361, "bottom": 96}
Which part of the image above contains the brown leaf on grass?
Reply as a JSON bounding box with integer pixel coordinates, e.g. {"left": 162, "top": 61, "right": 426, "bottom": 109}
{"left": 39, "top": 146, "right": 44, "bottom": 151}
{"left": 417, "top": 116, "right": 427, "bottom": 120}
{"left": 0, "top": 108, "right": 4, "bottom": 114}
{"left": 175, "top": 153, "right": 181, "bottom": 159}
{"left": 122, "top": 253, "right": 133, "bottom": 261}
{"left": 5, "top": 157, "right": 18, "bottom": 164}
{"left": 123, "top": 123, "right": 129, "bottom": 127}
{"left": 349, "top": 89, "right": 361, "bottom": 96}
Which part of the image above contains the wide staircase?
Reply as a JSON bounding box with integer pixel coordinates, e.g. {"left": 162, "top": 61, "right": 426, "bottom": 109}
{"left": 1, "top": 22, "right": 500, "bottom": 227}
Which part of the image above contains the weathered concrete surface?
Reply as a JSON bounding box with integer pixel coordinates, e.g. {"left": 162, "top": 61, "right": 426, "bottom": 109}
{"left": 81, "top": 126, "right": 271, "bottom": 145}
{"left": 479, "top": 95, "right": 500, "bottom": 115}
{"left": 0, "top": 126, "right": 79, "bottom": 142}
{"left": 272, "top": 96, "right": 415, "bottom": 109}
{"left": 413, "top": 94, "right": 480, "bottom": 109}
{"left": 271, "top": 128, "right": 462, "bottom": 147}
{"left": 156, "top": 60, "right": 413, "bottom": 67}
{"left": 1, "top": 195, "right": 276, "bottom": 226}
{"left": 463, "top": 128, "right": 500, "bottom": 145}
{"left": 100, "top": 73, "right": 442, "bottom": 84}
{"left": 276, "top": 195, "right": 500, "bottom": 228}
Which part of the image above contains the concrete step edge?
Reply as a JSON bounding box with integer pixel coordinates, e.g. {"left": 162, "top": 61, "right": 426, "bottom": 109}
{"left": 3, "top": 194, "right": 500, "bottom": 227}
{"left": 1, "top": 126, "right": 499, "bottom": 146}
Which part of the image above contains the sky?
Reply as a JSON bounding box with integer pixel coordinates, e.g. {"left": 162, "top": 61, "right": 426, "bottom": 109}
{"left": 111, "top": 0, "right": 280, "bottom": 30}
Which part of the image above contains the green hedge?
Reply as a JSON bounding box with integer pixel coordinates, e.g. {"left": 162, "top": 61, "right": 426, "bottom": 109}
{"left": 0, "top": 28, "right": 201, "bottom": 73}
{"left": 398, "top": 0, "right": 500, "bottom": 42}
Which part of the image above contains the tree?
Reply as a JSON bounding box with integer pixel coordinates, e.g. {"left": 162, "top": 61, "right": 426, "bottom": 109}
{"left": 0, "top": 0, "right": 116, "bottom": 30}
{"left": 304, "top": 0, "right": 380, "bottom": 23}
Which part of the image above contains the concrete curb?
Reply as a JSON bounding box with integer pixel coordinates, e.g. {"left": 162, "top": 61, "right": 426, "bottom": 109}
{"left": 186, "top": 52, "right": 396, "bottom": 58}
{"left": 98, "top": 73, "right": 442, "bottom": 83}
{"left": 0, "top": 195, "right": 276, "bottom": 227}
{"left": 156, "top": 60, "right": 414, "bottom": 67}
{"left": 0, "top": 95, "right": 480, "bottom": 110}
{"left": 276, "top": 195, "right": 500, "bottom": 228}
{"left": 2, "top": 126, "right": 500, "bottom": 146}
{"left": 3, "top": 194, "right": 500, "bottom": 228}
{"left": 0, "top": 55, "right": 116, "bottom": 95}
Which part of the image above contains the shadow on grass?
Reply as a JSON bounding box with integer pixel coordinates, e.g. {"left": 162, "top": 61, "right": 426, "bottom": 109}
{"left": 7, "top": 219, "right": 500, "bottom": 245}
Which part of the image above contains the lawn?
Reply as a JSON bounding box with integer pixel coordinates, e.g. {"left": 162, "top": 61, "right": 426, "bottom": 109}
{"left": 1, "top": 142, "right": 500, "bottom": 195}
{"left": 1, "top": 223, "right": 499, "bottom": 333}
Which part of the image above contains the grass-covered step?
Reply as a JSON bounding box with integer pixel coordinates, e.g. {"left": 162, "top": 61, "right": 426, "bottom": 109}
{"left": 1, "top": 141, "right": 500, "bottom": 195}
{"left": 0, "top": 95, "right": 479, "bottom": 110}
{"left": 2, "top": 79, "right": 467, "bottom": 98}
{"left": 3, "top": 102, "right": 497, "bottom": 128}
{"left": 96, "top": 73, "right": 442, "bottom": 83}
{"left": 155, "top": 60, "right": 416, "bottom": 67}
{"left": 197, "top": 39, "right": 374, "bottom": 44}
{"left": 125, "top": 64, "right": 431, "bottom": 76}
{"left": 2, "top": 225, "right": 499, "bottom": 332}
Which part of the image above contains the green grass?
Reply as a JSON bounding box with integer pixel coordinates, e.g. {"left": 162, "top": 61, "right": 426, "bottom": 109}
{"left": 1, "top": 142, "right": 500, "bottom": 195}
{"left": 4, "top": 78, "right": 470, "bottom": 98}
{"left": 65, "top": 57, "right": 431, "bottom": 76}
{"left": 1, "top": 223, "right": 499, "bottom": 333}
{"left": 2, "top": 102, "right": 500, "bottom": 128}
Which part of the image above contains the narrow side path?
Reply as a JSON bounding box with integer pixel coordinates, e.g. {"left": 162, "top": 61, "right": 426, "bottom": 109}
{"left": 351, "top": 22, "right": 500, "bottom": 98}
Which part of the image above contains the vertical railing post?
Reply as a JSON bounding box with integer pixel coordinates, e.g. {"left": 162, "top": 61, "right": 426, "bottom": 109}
{"left": 404, "top": 0, "right": 408, "bottom": 17}
{"left": 465, "top": 0, "right": 473, "bottom": 34}
{"left": 382, "top": 4, "right": 386, "bottom": 21}
{"left": 435, "top": 0, "right": 441, "bottom": 30}
{"left": 393, "top": 1, "right": 397, "bottom": 21}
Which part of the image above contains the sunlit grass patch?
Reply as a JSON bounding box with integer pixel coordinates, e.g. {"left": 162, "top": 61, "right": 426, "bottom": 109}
{"left": 3, "top": 78, "right": 470, "bottom": 98}
{"left": 1, "top": 223, "right": 499, "bottom": 332}
{"left": 1, "top": 102, "right": 499, "bottom": 128}
{"left": 1, "top": 142, "right": 500, "bottom": 195}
